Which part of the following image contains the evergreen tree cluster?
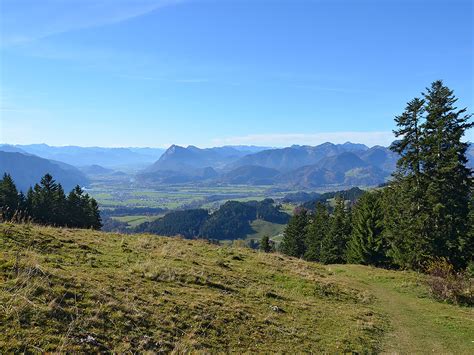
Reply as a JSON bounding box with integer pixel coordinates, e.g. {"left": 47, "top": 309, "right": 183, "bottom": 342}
{"left": 280, "top": 197, "right": 354, "bottom": 264}
{"left": 259, "top": 235, "right": 275, "bottom": 253}
{"left": 387, "top": 80, "right": 472, "bottom": 269}
{"left": 0, "top": 173, "right": 102, "bottom": 229}
{"left": 281, "top": 81, "right": 473, "bottom": 270}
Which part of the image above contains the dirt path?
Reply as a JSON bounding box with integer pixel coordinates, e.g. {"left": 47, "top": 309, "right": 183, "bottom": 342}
{"left": 330, "top": 265, "right": 474, "bottom": 354}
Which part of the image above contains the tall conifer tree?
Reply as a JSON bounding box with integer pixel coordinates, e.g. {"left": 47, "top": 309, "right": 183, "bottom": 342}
{"left": 388, "top": 81, "right": 472, "bottom": 269}
{"left": 420, "top": 80, "right": 473, "bottom": 267}
{"left": 320, "top": 197, "right": 350, "bottom": 264}
{"left": 304, "top": 203, "right": 330, "bottom": 261}
{"left": 280, "top": 209, "right": 308, "bottom": 258}
{"left": 389, "top": 97, "right": 430, "bottom": 268}
{"left": 0, "top": 173, "right": 20, "bottom": 220}
{"left": 347, "top": 192, "right": 388, "bottom": 266}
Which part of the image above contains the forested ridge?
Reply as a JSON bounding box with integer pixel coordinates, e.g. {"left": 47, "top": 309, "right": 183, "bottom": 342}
{"left": 136, "top": 198, "right": 290, "bottom": 240}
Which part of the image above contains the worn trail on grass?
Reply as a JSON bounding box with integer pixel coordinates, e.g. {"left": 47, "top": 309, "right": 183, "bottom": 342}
{"left": 331, "top": 265, "right": 474, "bottom": 354}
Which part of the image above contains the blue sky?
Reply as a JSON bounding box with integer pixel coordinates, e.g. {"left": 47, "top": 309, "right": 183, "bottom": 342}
{"left": 0, "top": 0, "right": 472, "bottom": 148}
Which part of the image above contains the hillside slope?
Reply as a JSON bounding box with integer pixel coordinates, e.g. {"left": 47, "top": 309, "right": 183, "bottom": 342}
{"left": 0, "top": 151, "right": 89, "bottom": 191}
{"left": 6, "top": 144, "right": 164, "bottom": 168}
{"left": 1, "top": 223, "right": 472, "bottom": 352}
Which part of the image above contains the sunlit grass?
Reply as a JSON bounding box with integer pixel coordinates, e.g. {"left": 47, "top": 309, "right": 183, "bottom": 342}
{"left": 1, "top": 223, "right": 471, "bottom": 352}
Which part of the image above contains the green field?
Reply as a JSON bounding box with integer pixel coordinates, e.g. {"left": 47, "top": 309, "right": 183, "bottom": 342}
{"left": 246, "top": 219, "right": 287, "bottom": 242}
{"left": 111, "top": 215, "right": 163, "bottom": 228}
{"left": 1, "top": 223, "right": 472, "bottom": 352}
{"left": 87, "top": 181, "right": 300, "bottom": 211}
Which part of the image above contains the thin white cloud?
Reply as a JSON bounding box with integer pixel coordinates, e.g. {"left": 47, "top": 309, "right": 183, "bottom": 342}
{"left": 212, "top": 131, "right": 396, "bottom": 148}
{"left": 174, "top": 78, "right": 210, "bottom": 84}
{"left": 116, "top": 75, "right": 210, "bottom": 84}
{"left": 0, "top": 0, "right": 185, "bottom": 46}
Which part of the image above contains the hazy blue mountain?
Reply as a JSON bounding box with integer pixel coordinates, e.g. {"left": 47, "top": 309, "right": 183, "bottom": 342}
{"left": 0, "top": 145, "right": 29, "bottom": 154}
{"left": 145, "top": 145, "right": 253, "bottom": 173}
{"left": 228, "top": 142, "right": 369, "bottom": 172}
{"left": 342, "top": 166, "right": 389, "bottom": 186}
{"left": 339, "top": 142, "right": 370, "bottom": 152}
{"left": 225, "top": 145, "right": 272, "bottom": 153}
{"left": 79, "top": 164, "right": 114, "bottom": 175}
{"left": 10, "top": 144, "right": 164, "bottom": 168}
{"left": 277, "top": 152, "right": 388, "bottom": 188}
{"left": 315, "top": 152, "right": 369, "bottom": 173}
{"left": 277, "top": 165, "right": 340, "bottom": 188}
{"left": 142, "top": 142, "right": 397, "bottom": 187}
{"left": 0, "top": 151, "right": 89, "bottom": 192}
{"left": 357, "top": 145, "right": 399, "bottom": 172}
{"left": 220, "top": 165, "right": 280, "bottom": 185}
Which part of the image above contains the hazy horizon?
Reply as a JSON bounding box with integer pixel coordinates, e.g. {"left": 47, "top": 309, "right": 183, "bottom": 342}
{"left": 1, "top": 135, "right": 398, "bottom": 149}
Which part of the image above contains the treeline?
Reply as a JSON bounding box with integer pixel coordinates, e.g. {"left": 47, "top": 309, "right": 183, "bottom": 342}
{"left": 281, "top": 187, "right": 365, "bottom": 206}
{"left": 301, "top": 187, "right": 365, "bottom": 210}
{"left": 281, "top": 81, "right": 473, "bottom": 270}
{"left": 136, "top": 199, "right": 290, "bottom": 240}
{"left": 0, "top": 173, "right": 102, "bottom": 229}
{"left": 136, "top": 209, "right": 209, "bottom": 237}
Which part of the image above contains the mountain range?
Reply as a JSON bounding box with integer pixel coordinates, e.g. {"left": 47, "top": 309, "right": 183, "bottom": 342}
{"left": 138, "top": 142, "right": 402, "bottom": 188}
{"left": 0, "top": 144, "right": 165, "bottom": 169}
{"left": 2, "top": 142, "right": 472, "bottom": 190}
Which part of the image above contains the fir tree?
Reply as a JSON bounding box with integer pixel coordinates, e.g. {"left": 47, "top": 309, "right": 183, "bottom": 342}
{"left": 25, "top": 187, "right": 34, "bottom": 218}
{"left": 280, "top": 209, "right": 308, "bottom": 258}
{"left": 320, "top": 197, "right": 350, "bottom": 264}
{"left": 387, "top": 80, "right": 472, "bottom": 269}
{"left": 66, "top": 185, "right": 84, "bottom": 227}
{"left": 52, "top": 184, "right": 67, "bottom": 226}
{"left": 388, "top": 96, "right": 430, "bottom": 268}
{"left": 347, "top": 192, "right": 388, "bottom": 266}
{"left": 260, "top": 235, "right": 273, "bottom": 253}
{"left": 467, "top": 195, "right": 474, "bottom": 263}
{"left": 392, "top": 97, "right": 425, "bottom": 180}
{"left": 382, "top": 180, "right": 428, "bottom": 268}
{"left": 30, "top": 174, "right": 60, "bottom": 224}
{"left": 86, "top": 197, "right": 102, "bottom": 230}
{"left": 304, "top": 202, "right": 330, "bottom": 261}
{"left": 420, "top": 80, "right": 473, "bottom": 268}
{"left": 0, "top": 173, "right": 20, "bottom": 220}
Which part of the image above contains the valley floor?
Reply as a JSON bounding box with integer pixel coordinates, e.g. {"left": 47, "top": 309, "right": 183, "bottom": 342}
{"left": 0, "top": 223, "right": 472, "bottom": 353}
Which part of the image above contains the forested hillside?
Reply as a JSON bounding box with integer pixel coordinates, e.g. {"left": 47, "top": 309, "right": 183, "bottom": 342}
{"left": 136, "top": 199, "right": 290, "bottom": 240}
{"left": 0, "top": 151, "right": 89, "bottom": 191}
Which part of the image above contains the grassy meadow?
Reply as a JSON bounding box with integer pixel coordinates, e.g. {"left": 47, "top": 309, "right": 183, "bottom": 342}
{"left": 1, "top": 223, "right": 472, "bottom": 353}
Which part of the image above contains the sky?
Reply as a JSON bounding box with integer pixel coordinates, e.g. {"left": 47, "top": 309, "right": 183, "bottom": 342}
{"left": 0, "top": 0, "right": 472, "bottom": 148}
